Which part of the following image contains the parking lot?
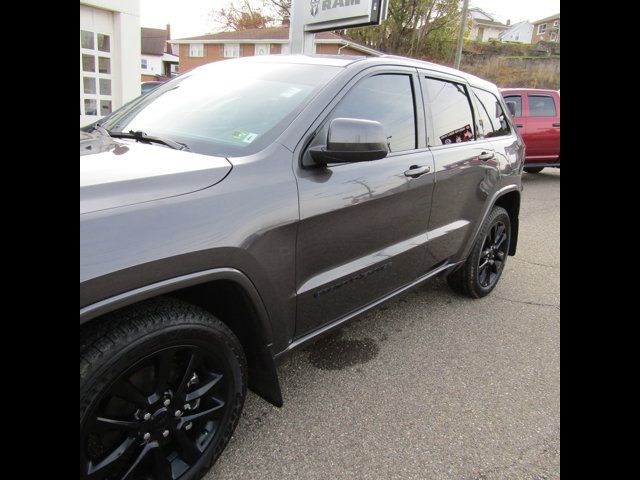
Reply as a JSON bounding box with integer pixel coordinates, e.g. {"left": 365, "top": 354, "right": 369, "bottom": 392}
{"left": 208, "top": 169, "right": 560, "bottom": 480}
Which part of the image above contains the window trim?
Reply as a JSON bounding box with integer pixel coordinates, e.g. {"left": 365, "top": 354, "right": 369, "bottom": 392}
{"left": 254, "top": 43, "right": 270, "bottom": 56}
{"left": 502, "top": 94, "right": 523, "bottom": 118}
{"left": 189, "top": 43, "right": 204, "bottom": 57}
{"left": 419, "top": 72, "right": 479, "bottom": 148}
{"left": 223, "top": 43, "right": 240, "bottom": 58}
{"left": 471, "top": 86, "right": 513, "bottom": 139}
{"left": 538, "top": 23, "right": 547, "bottom": 35}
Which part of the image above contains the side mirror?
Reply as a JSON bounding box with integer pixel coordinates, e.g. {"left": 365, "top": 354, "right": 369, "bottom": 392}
{"left": 309, "top": 118, "right": 389, "bottom": 166}
{"left": 505, "top": 101, "right": 517, "bottom": 117}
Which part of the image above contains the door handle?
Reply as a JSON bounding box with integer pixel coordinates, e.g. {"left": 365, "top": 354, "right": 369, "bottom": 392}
{"left": 552, "top": 123, "right": 560, "bottom": 127}
{"left": 404, "top": 165, "right": 431, "bottom": 178}
{"left": 516, "top": 124, "right": 524, "bottom": 128}
{"left": 478, "top": 151, "right": 495, "bottom": 161}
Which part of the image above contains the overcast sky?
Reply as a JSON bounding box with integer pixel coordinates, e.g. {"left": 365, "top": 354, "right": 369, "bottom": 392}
{"left": 141, "top": 0, "right": 560, "bottom": 39}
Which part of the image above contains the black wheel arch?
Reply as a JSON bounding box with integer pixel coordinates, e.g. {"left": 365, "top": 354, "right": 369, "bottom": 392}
{"left": 80, "top": 268, "right": 284, "bottom": 408}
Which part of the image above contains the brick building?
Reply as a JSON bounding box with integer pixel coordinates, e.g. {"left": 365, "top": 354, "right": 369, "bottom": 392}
{"left": 169, "top": 26, "right": 381, "bottom": 73}
{"left": 532, "top": 14, "right": 560, "bottom": 44}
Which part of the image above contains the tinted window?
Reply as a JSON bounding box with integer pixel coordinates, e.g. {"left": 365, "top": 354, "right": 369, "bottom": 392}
{"left": 528, "top": 95, "right": 556, "bottom": 117}
{"left": 503, "top": 95, "right": 522, "bottom": 117}
{"left": 326, "top": 74, "right": 416, "bottom": 153}
{"left": 473, "top": 88, "right": 511, "bottom": 138}
{"left": 424, "top": 78, "right": 474, "bottom": 146}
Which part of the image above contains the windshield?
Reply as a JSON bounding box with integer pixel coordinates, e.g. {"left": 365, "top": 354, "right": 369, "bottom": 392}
{"left": 102, "top": 61, "right": 342, "bottom": 157}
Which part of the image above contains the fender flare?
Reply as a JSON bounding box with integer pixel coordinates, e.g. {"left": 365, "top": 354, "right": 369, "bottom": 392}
{"left": 80, "top": 267, "right": 284, "bottom": 407}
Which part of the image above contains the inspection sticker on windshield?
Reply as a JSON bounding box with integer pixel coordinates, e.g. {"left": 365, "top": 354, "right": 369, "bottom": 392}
{"left": 280, "top": 87, "right": 302, "bottom": 98}
{"left": 230, "top": 130, "right": 258, "bottom": 144}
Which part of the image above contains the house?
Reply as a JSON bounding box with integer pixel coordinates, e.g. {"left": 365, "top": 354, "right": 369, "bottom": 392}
{"left": 141, "top": 25, "right": 179, "bottom": 82}
{"left": 499, "top": 20, "right": 534, "bottom": 44}
{"left": 80, "top": 0, "right": 141, "bottom": 127}
{"left": 467, "top": 7, "right": 508, "bottom": 42}
{"left": 169, "top": 26, "right": 382, "bottom": 73}
{"left": 532, "top": 14, "right": 560, "bottom": 44}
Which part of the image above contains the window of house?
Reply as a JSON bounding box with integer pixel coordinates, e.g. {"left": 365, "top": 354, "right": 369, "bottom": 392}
{"left": 527, "top": 95, "right": 556, "bottom": 117}
{"left": 553, "top": 20, "right": 559, "bottom": 27}
{"left": 82, "top": 54, "right": 95, "bottom": 72}
{"left": 255, "top": 44, "right": 270, "bottom": 56}
{"left": 472, "top": 88, "right": 511, "bottom": 138}
{"left": 189, "top": 44, "right": 204, "bottom": 57}
{"left": 550, "top": 32, "right": 557, "bottom": 41}
{"left": 224, "top": 44, "right": 240, "bottom": 58}
{"left": 503, "top": 95, "right": 522, "bottom": 118}
{"left": 538, "top": 23, "right": 547, "bottom": 35}
{"left": 80, "top": 29, "right": 112, "bottom": 120}
{"left": 322, "top": 74, "right": 417, "bottom": 153}
{"left": 423, "top": 77, "right": 475, "bottom": 146}
{"left": 141, "top": 58, "right": 148, "bottom": 70}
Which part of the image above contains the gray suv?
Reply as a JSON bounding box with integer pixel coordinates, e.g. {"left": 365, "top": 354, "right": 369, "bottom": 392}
{"left": 80, "top": 54, "right": 524, "bottom": 480}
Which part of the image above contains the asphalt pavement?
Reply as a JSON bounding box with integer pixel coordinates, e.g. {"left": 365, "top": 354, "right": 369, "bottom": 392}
{"left": 207, "top": 169, "right": 560, "bottom": 480}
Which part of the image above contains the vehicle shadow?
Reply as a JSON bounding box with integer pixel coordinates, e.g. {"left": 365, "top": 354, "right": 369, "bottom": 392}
{"left": 521, "top": 169, "right": 560, "bottom": 185}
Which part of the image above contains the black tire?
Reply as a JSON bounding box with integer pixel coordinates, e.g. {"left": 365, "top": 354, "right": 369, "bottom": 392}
{"left": 447, "top": 206, "right": 511, "bottom": 298}
{"left": 524, "top": 166, "right": 544, "bottom": 174}
{"left": 80, "top": 297, "right": 247, "bottom": 480}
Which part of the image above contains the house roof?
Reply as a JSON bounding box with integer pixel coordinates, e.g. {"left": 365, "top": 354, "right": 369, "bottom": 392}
{"left": 169, "top": 26, "right": 382, "bottom": 55}
{"left": 532, "top": 13, "right": 560, "bottom": 25}
{"left": 141, "top": 27, "right": 168, "bottom": 56}
{"left": 474, "top": 19, "right": 508, "bottom": 28}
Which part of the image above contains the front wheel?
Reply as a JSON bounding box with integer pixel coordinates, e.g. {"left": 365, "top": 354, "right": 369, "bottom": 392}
{"left": 524, "top": 166, "right": 544, "bottom": 174}
{"left": 447, "top": 206, "right": 511, "bottom": 298}
{"left": 80, "top": 298, "right": 247, "bottom": 480}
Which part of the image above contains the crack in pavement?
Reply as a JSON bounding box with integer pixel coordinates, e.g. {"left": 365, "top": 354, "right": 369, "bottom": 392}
{"left": 495, "top": 295, "right": 559, "bottom": 310}
{"left": 511, "top": 258, "right": 560, "bottom": 270}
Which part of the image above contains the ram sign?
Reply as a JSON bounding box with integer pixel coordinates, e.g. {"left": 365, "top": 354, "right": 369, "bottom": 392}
{"left": 304, "top": 0, "right": 389, "bottom": 32}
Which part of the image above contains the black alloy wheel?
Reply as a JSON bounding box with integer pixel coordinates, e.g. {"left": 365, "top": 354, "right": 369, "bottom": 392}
{"left": 80, "top": 299, "right": 247, "bottom": 480}
{"left": 477, "top": 220, "right": 509, "bottom": 289}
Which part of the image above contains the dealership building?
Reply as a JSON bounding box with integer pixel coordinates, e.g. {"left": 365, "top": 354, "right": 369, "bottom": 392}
{"left": 80, "top": 0, "right": 141, "bottom": 127}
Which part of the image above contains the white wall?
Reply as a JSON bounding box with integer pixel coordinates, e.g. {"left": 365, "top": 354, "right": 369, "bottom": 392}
{"left": 141, "top": 54, "right": 163, "bottom": 76}
{"left": 501, "top": 22, "right": 533, "bottom": 44}
{"left": 80, "top": 1, "right": 140, "bottom": 127}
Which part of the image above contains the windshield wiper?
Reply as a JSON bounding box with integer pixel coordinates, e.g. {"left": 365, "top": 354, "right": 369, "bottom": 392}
{"left": 93, "top": 125, "right": 189, "bottom": 151}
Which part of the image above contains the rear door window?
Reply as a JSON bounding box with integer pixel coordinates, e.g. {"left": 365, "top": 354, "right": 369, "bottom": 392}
{"left": 527, "top": 95, "right": 557, "bottom": 117}
{"left": 422, "top": 77, "right": 475, "bottom": 146}
{"left": 472, "top": 88, "right": 511, "bottom": 138}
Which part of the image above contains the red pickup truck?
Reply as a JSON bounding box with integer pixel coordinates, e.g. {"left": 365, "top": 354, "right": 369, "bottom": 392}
{"left": 501, "top": 88, "right": 560, "bottom": 173}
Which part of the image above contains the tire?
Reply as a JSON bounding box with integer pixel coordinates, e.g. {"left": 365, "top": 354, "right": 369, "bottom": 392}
{"left": 447, "top": 206, "right": 511, "bottom": 298}
{"left": 80, "top": 297, "right": 247, "bottom": 480}
{"left": 524, "top": 166, "right": 544, "bottom": 174}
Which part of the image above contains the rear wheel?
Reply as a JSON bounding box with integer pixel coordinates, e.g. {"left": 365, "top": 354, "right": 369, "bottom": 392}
{"left": 80, "top": 298, "right": 247, "bottom": 480}
{"left": 447, "top": 206, "right": 511, "bottom": 298}
{"left": 524, "top": 166, "right": 544, "bottom": 174}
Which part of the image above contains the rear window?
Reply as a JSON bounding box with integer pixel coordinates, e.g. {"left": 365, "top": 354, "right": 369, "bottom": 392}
{"left": 423, "top": 77, "right": 475, "bottom": 146}
{"left": 472, "top": 88, "right": 511, "bottom": 138}
{"left": 528, "top": 95, "right": 557, "bottom": 117}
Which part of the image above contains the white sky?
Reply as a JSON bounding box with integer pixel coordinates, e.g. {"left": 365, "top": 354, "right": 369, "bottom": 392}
{"left": 140, "top": 0, "right": 561, "bottom": 40}
{"left": 469, "top": 0, "right": 560, "bottom": 24}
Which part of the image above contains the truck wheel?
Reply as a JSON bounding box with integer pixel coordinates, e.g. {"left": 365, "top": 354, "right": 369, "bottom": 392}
{"left": 80, "top": 298, "right": 247, "bottom": 480}
{"left": 524, "top": 167, "right": 544, "bottom": 173}
{"left": 447, "top": 206, "right": 511, "bottom": 298}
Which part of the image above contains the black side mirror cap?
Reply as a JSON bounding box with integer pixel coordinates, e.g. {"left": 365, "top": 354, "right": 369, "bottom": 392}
{"left": 310, "top": 118, "right": 389, "bottom": 166}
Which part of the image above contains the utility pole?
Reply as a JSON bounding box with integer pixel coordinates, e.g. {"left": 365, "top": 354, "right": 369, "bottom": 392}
{"left": 454, "top": 0, "right": 469, "bottom": 69}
